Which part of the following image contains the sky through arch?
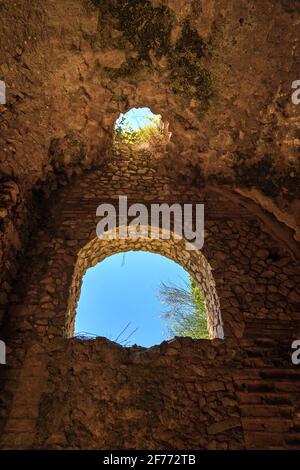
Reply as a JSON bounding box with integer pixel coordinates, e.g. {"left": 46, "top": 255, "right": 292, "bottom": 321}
{"left": 74, "top": 251, "right": 189, "bottom": 347}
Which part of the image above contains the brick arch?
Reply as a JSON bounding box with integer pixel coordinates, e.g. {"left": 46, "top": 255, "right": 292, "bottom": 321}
{"left": 65, "top": 228, "right": 224, "bottom": 341}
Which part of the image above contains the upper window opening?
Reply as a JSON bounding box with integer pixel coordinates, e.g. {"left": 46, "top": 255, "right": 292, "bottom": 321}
{"left": 74, "top": 251, "right": 209, "bottom": 347}
{"left": 114, "top": 107, "right": 171, "bottom": 150}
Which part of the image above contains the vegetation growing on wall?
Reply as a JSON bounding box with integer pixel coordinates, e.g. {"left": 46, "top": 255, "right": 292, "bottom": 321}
{"left": 114, "top": 114, "right": 167, "bottom": 148}
{"left": 158, "top": 276, "right": 209, "bottom": 339}
{"left": 94, "top": 0, "right": 215, "bottom": 113}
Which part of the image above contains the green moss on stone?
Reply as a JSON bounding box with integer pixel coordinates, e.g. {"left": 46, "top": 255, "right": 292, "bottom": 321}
{"left": 175, "top": 20, "right": 208, "bottom": 59}
{"left": 98, "top": 0, "right": 174, "bottom": 59}
{"left": 168, "top": 51, "right": 214, "bottom": 110}
{"left": 94, "top": 1, "right": 215, "bottom": 114}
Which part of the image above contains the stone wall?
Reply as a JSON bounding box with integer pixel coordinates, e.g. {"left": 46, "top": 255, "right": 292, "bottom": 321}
{"left": 0, "top": 179, "right": 34, "bottom": 327}
{"left": 0, "top": 331, "right": 299, "bottom": 450}
{"left": 0, "top": 0, "right": 299, "bottom": 451}
{"left": 0, "top": 0, "right": 299, "bottom": 237}
{"left": 1, "top": 338, "right": 245, "bottom": 450}
{"left": 0, "top": 148, "right": 299, "bottom": 449}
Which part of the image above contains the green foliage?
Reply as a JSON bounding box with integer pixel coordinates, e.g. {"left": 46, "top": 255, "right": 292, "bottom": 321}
{"left": 114, "top": 115, "right": 165, "bottom": 147}
{"left": 114, "top": 116, "right": 138, "bottom": 145}
{"left": 158, "top": 275, "right": 209, "bottom": 340}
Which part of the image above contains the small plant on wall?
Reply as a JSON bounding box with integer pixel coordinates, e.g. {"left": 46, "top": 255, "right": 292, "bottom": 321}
{"left": 158, "top": 275, "right": 209, "bottom": 339}
{"left": 114, "top": 108, "right": 171, "bottom": 150}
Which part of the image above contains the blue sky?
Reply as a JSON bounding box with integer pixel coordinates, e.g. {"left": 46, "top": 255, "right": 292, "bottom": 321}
{"left": 115, "top": 107, "right": 158, "bottom": 131}
{"left": 74, "top": 251, "right": 189, "bottom": 347}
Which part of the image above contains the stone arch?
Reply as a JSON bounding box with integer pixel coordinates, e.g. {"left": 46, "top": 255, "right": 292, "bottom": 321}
{"left": 65, "top": 227, "right": 224, "bottom": 341}
{"left": 3, "top": 152, "right": 299, "bottom": 346}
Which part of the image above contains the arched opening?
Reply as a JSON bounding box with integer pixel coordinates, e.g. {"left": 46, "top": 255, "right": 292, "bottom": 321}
{"left": 114, "top": 107, "right": 171, "bottom": 150}
{"left": 74, "top": 251, "right": 209, "bottom": 347}
{"left": 65, "top": 229, "right": 224, "bottom": 343}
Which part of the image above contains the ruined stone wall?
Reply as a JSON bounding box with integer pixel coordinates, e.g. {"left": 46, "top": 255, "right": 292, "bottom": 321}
{"left": 0, "top": 0, "right": 299, "bottom": 452}
{"left": 2, "top": 149, "right": 299, "bottom": 339}
{"left": 0, "top": 338, "right": 245, "bottom": 450}
{"left": 0, "top": 148, "right": 299, "bottom": 450}
{"left": 0, "top": 0, "right": 299, "bottom": 237}
{"left": 0, "top": 332, "right": 299, "bottom": 450}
